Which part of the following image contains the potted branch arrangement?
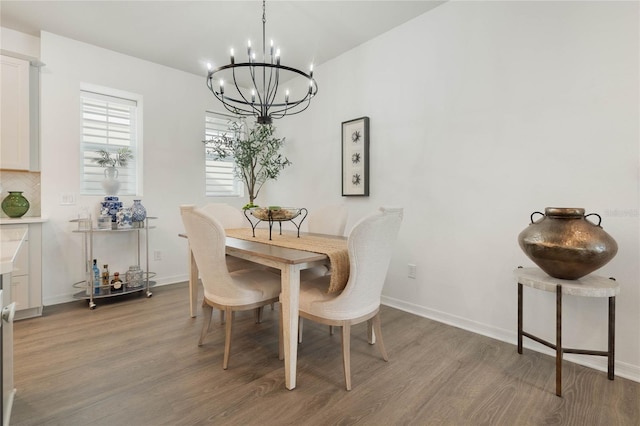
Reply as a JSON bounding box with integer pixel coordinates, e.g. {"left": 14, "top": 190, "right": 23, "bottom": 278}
{"left": 205, "top": 121, "right": 291, "bottom": 208}
{"left": 93, "top": 147, "right": 133, "bottom": 195}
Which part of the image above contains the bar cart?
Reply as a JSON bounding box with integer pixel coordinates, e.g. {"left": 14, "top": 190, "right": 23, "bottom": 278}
{"left": 70, "top": 217, "right": 156, "bottom": 309}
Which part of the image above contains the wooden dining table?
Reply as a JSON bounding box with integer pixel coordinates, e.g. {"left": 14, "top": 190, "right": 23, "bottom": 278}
{"left": 179, "top": 229, "right": 347, "bottom": 390}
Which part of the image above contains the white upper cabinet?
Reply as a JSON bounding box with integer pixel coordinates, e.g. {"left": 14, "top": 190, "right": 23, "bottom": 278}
{"left": 1, "top": 55, "right": 30, "bottom": 170}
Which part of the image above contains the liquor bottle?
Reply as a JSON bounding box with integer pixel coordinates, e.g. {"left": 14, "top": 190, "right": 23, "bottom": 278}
{"left": 110, "top": 272, "right": 123, "bottom": 293}
{"left": 102, "top": 264, "right": 110, "bottom": 293}
{"left": 92, "top": 259, "right": 100, "bottom": 295}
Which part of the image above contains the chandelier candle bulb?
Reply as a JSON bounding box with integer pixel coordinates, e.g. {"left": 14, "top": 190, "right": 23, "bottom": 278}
{"left": 251, "top": 90, "right": 255, "bottom": 103}
{"left": 285, "top": 90, "right": 289, "bottom": 103}
{"left": 230, "top": 48, "right": 234, "bottom": 64}
{"left": 310, "top": 64, "right": 314, "bottom": 77}
{"left": 270, "top": 39, "right": 274, "bottom": 55}
{"left": 219, "top": 80, "right": 224, "bottom": 94}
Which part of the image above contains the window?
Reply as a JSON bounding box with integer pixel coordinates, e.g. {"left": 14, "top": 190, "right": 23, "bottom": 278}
{"left": 80, "top": 85, "right": 142, "bottom": 196}
{"left": 204, "top": 111, "right": 244, "bottom": 197}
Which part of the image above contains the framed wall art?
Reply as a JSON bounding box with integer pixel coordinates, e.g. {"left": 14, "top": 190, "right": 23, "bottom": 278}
{"left": 342, "top": 116, "right": 370, "bottom": 196}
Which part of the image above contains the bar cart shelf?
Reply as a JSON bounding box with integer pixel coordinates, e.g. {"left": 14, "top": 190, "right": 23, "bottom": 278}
{"left": 70, "top": 217, "right": 156, "bottom": 309}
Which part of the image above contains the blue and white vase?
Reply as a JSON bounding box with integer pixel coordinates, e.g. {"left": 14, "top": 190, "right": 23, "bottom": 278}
{"left": 131, "top": 199, "right": 147, "bottom": 223}
{"left": 116, "top": 207, "right": 133, "bottom": 229}
{"left": 100, "top": 196, "right": 122, "bottom": 225}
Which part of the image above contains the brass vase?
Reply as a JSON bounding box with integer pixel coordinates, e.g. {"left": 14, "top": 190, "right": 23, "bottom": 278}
{"left": 517, "top": 207, "right": 618, "bottom": 280}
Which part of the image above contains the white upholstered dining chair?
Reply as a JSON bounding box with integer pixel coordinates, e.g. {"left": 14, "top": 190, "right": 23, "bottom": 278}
{"left": 307, "top": 204, "right": 348, "bottom": 236}
{"left": 299, "top": 204, "right": 349, "bottom": 340}
{"left": 283, "top": 206, "right": 403, "bottom": 390}
{"left": 199, "top": 203, "right": 258, "bottom": 273}
{"left": 180, "top": 205, "right": 281, "bottom": 369}
{"left": 300, "top": 204, "right": 348, "bottom": 280}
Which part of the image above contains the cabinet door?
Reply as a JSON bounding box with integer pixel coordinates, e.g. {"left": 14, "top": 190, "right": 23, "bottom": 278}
{"left": 1, "top": 55, "right": 30, "bottom": 170}
{"left": 13, "top": 239, "right": 29, "bottom": 277}
{"left": 11, "top": 274, "right": 29, "bottom": 311}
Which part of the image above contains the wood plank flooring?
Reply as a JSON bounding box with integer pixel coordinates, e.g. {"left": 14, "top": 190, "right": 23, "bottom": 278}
{"left": 10, "top": 282, "right": 640, "bottom": 425}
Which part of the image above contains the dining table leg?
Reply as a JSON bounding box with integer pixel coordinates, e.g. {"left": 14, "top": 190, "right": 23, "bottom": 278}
{"left": 280, "top": 264, "right": 300, "bottom": 390}
{"left": 189, "top": 248, "right": 199, "bottom": 318}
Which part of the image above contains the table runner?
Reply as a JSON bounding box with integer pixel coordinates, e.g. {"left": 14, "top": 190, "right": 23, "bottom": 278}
{"left": 225, "top": 228, "right": 349, "bottom": 293}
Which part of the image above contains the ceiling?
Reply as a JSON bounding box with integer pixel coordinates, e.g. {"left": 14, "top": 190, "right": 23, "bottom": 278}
{"left": 0, "top": 1, "right": 445, "bottom": 77}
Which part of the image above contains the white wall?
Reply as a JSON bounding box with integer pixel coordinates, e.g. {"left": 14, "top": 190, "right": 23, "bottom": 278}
{"left": 18, "top": 0, "right": 640, "bottom": 382}
{"left": 267, "top": 1, "right": 640, "bottom": 380}
{"left": 39, "top": 32, "right": 234, "bottom": 305}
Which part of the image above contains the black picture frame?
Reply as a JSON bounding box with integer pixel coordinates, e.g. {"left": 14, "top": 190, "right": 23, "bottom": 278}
{"left": 341, "top": 116, "right": 370, "bottom": 196}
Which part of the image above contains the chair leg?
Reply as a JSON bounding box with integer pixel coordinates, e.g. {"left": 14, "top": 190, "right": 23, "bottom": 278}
{"left": 367, "top": 320, "right": 375, "bottom": 344}
{"left": 199, "top": 303, "right": 214, "bottom": 346}
{"left": 298, "top": 317, "right": 304, "bottom": 343}
{"left": 223, "top": 308, "right": 234, "bottom": 370}
{"left": 342, "top": 323, "right": 352, "bottom": 391}
{"left": 371, "top": 313, "right": 388, "bottom": 361}
{"left": 254, "top": 306, "right": 264, "bottom": 324}
{"left": 278, "top": 303, "right": 284, "bottom": 361}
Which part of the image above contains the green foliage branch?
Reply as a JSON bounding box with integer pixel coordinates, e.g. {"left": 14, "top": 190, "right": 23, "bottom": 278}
{"left": 205, "top": 122, "right": 291, "bottom": 204}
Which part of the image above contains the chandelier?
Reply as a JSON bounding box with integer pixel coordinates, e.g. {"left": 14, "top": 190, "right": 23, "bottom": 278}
{"left": 206, "top": 0, "right": 318, "bottom": 125}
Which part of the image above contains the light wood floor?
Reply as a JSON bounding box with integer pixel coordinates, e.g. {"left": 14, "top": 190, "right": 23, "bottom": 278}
{"left": 10, "top": 282, "right": 639, "bottom": 425}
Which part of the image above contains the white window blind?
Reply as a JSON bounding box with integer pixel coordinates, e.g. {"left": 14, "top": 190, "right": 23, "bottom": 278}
{"left": 205, "top": 111, "right": 243, "bottom": 197}
{"left": 80, "top": 89, "right": 139, "bottom": 196}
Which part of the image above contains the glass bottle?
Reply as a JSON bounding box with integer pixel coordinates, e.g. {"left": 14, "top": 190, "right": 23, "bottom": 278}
{"left": 110, "top": 272, "right": 123, "bottom": 293}
{"left": 92, "top": 259, "right": 100, "bottom": 295}
{"left": 101, "top": 264, "right": 110, "bottom": 294}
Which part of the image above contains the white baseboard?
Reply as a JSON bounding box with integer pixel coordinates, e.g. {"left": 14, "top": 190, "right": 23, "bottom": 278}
{"left": 381, "top": 295, "right": 640, "bottom": 383}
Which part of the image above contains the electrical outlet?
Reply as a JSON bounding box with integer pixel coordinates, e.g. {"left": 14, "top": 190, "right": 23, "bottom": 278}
{"left": 408, "top": 263, "right": 417, "bottom": 279}
{"left": 154, "top": 250, "right": 162, "bottom": 261}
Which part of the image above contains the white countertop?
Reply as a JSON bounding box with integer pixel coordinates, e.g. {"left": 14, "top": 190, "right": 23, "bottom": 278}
{"left": 0, "top": 225, "right": 28, "bottom": 275}
{"left": 0, "top": 216, "right": 47, "bottom": 225}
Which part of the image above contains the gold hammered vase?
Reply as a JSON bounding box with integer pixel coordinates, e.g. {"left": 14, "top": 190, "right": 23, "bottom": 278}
{"left": 517, "top": 207, "right": 618, "bottom": 280}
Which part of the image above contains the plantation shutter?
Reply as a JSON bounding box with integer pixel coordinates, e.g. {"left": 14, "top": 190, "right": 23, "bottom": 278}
{"left": 205, "top": 111, "right": 243, "bottom": 197}
{"left": 80, "top": 90, "right": 138, "bottom": 196}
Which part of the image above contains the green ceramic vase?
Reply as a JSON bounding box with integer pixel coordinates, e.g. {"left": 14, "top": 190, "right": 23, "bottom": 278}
{"left": 1, "top": 191, "right": 30, "bottom": 218}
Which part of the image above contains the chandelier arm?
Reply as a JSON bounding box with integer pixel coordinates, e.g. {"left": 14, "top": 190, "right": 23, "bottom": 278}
{"left": 266, "top": 66, "right": 279, "bottom": 109}
{"left": 271, "top": 89, "right": 312, "bottom": 113}
{"left": 270, "top": 97, "right": 311, "bottom": 118}
{"left": 208, "top": 70, "right": 256, "bottom": 116}
{"left": 232, "top": 66, "right": 261, "bottom": 116}
{"left": 246, "top": 63, "right": 261, "bottom": 113}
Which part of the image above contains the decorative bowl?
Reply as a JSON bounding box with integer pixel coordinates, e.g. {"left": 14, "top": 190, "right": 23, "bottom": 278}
{"left": 250, "top": 207, "right": 301, "bottom": 221}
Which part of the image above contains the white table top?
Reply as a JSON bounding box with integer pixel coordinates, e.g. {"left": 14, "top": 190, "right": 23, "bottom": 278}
{"left": 514, "top": 267, "right": 619, "bottom": 298}
{"left": 0, "top": 225, "right": 28, "bottom": 275}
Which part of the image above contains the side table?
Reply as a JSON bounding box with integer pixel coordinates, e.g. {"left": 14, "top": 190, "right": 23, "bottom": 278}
{"left": 514, "top": 267, "right": 619, "bottom": 397}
